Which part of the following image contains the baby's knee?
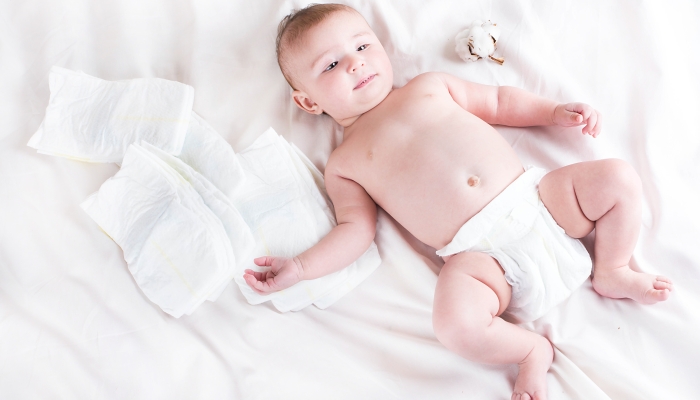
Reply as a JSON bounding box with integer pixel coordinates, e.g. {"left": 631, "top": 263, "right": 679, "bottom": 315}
{"left": 602, "top": 159, "right": 642, "bottom": 195}
{"left": 432, "top": 307, "right": 492, "bottom": 358}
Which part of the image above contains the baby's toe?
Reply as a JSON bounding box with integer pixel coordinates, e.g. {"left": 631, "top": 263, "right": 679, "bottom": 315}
{"left": 646, "top": 288, "right": 670, "bottom": 303}
{"left": 653, "top": 278, "right": 673, "bottom": 291}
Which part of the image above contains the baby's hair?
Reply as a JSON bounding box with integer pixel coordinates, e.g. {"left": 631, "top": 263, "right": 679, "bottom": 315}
{"left": 276, "top": 3, "right": 357, "bottom": 89}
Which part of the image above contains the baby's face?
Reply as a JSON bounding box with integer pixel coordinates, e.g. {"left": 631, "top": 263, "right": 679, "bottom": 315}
{"left": 288, "top": 11, "right": 393, "bottom": 124}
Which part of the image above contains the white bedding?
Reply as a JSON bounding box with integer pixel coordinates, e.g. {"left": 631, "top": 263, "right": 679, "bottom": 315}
{"left": 1, "top": 0, "right": 699, "bottom": 398}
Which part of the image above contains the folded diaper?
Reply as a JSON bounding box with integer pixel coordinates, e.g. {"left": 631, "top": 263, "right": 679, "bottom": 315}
{"left": 138, "top": 141, "right": 255, "bottom": 301}
{"left": 177, "top": 112, "right": 246, "bottom": 198}
{"left": 231, "top": 128, "right": 382, "bottom": 312}
{"left": 28, "top": 66, "right": 194, "bottom": 163}
{"left": 81, "top": 142, "right": 254, "bottom": 317}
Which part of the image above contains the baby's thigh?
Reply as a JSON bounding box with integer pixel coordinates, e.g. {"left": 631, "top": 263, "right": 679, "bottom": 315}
{"left": 539, "top": 163, "right": 596, "bottom": 238}
{"left": 435, "top": 252, "right": 511, "bottom": 317}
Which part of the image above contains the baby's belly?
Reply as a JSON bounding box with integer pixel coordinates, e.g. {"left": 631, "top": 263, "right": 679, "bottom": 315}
{"left": 360, "top": 136, "right": 525, "bottom": 250}
{"left": 380, "top": 168, "right": 524, "bottom": 249}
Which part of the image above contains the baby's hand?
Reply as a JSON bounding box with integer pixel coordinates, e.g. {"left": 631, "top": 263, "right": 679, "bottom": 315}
{"left": 244, "top": 256, "right": 304, "bottom": 295}
{"left": 553, "top": 102, "right": 602, "bottom": 138}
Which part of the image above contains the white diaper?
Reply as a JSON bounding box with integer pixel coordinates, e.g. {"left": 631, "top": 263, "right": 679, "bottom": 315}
{"left": 231, "top": 128, "right": 382, "bottom": 312}
{"left": 30, "top": 66, "right": 382, "bottom": 315}
{"left": 28, "top": 66, "right": 194, "bottom": 163}
{"left": 436, "top": 166, "right": 592, "bottom": 323}
{"left": 81, "top": 142, "right": 255, "bottom": 318}
{"left": 177, "top": 111, "right": 246, "bottom": 198}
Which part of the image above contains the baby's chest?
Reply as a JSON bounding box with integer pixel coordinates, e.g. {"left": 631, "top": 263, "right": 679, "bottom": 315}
{"left": 340, "top": 125, "right": 451, "bottom": 187}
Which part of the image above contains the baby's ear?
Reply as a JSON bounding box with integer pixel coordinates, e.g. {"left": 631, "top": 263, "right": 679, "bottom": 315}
{"left": 292, "top": 90, "right": 323, "bottom": 115}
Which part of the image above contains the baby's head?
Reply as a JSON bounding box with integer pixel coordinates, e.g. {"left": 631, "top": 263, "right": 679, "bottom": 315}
{"left": 276, "top": 3, "right": 393, "bottom": 126}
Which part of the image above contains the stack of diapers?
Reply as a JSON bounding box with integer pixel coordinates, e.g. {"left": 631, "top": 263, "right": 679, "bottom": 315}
{"left": 28, "top": 66, "right": 382, "bottom": 317}
{"left": 177, "top": 112, "right": 246, "bottom": 199}
{"left": 231, "top": 128, "right": 382, "bottom": 312}
{"left": 81, "top": 142, "right": 255, "bottom": 317}
{"left": 28, "top": 66, "right": 194, "bottom": 163}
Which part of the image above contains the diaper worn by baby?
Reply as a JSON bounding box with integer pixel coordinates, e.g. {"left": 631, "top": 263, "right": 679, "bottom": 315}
{"left": 436, "top": 166, "right": 592, "bottom": 323}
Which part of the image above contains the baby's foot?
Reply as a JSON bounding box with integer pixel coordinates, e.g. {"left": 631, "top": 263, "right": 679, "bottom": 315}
{"left": 512, "top": 336, "right": 553, "bottom": 400}
{"left": 592, "top": 265, "right": 673, "bottom": 304}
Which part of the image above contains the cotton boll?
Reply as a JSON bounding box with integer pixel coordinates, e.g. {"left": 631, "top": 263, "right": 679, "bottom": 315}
{"left": 481, "top": 22, "right": 500, "bottom": 42}
{"left": 455, "top": 29, "right": 480, "bottom": 62}
{"left": 455, "top": 20, "right": 504, "bottom": 65}
{"left": 469, "top": 26, "right": 496, "bottom": 58}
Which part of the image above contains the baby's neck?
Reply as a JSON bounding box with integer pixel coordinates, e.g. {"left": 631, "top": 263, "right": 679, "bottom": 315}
{"left": 338, "top": 87, "right": 395, "bottom": 136}
{"left": 336, "top": 114, "right": 362, "bottom": 128}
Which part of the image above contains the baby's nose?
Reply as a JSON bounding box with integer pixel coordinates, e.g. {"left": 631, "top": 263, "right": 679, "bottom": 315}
{"left": 348, "top": 57, "right": 365, "bottom": 72}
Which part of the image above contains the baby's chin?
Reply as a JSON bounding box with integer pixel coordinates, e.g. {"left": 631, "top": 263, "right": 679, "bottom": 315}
{"left": 324, "top": 78, "right": 393, "bottom": 123}
{"left": 363, "top": 82, "right": 393, "bottom": 111}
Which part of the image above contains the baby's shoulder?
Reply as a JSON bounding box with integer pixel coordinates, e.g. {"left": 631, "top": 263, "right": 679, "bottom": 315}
{"left": 325, "top": 144, "right": 349, "bottom": 176}
{"left": 324, "top": 135, "right": 365, "bottom": 179}
{"left": 403, "top": 72, "right": 451, "bottom": 92}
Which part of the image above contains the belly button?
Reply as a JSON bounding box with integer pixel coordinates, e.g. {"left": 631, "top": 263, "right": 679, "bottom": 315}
{"left": 468, "top": 175, "right": 480, "bottom": 187}
{"left": 367, "top": 151, "right": 373, "bottom": 160}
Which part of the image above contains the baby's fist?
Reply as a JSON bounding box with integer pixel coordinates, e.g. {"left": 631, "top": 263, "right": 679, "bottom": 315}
{"left": 553, "top": 103, "right": 602, "bottom": 138}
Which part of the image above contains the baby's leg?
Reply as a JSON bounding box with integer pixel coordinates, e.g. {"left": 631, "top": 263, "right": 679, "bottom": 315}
{"left": 433, "top": 252, "right": 553, "bottom": 400}
{"left": 538, "top": 159, "right": 673, "bottom": 303}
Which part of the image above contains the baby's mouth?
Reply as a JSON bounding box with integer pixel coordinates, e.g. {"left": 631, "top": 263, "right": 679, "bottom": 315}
{"left": 354, "top": 74, "right": 376, "bottom": 90}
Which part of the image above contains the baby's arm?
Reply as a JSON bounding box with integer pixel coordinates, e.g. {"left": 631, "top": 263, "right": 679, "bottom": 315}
{"left": 436, "top": 73, "right": 602, "bottom": 137}
{"left": 243, "top": 167, "right": 377, "bottom": 294}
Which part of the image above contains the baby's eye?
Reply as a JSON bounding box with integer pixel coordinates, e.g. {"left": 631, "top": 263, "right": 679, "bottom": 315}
{"left": 325, "top": 61, "right": 338, "bottom": 71}
{"left": 357, "top": 44, "right": 369, "bottom": 51}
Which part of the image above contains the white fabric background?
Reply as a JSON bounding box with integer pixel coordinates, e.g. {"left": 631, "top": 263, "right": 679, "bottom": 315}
{"left": 1, "top": 0, "right": 699, "bottom": 399}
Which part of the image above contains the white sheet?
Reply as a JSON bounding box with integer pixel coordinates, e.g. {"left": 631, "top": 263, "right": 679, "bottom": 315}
{"left": 1, "top": 0, "right": 699, "bottom": 399}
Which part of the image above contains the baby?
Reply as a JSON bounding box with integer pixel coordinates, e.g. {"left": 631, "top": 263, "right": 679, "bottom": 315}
{"left": 244, "top": 4, "right": 673, "bottom": 399}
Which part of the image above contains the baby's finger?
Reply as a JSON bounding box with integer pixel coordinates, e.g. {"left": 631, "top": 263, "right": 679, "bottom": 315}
{"left": 248, "top": 274, "right": 277, "bottom": 295}
{"left": 568, "top": 111, "right": 583, "bottom": 125}
{"left": 592, "top": 111, "right": 603, "bottom": 137}
{"left": 254, "top": 256, "right": 274, "bottom": 267}
{"left": 565, "top": 102, "right": 584, "bottom": 114}
{"left": 583, "top": 111, "right": 597, "bottom": 135}
{"left": 243, "top": 273, "right": 270, "bottom": 295}
{"left": 568, "top": 103, "right": 592, "bottom": 124}
{"left": 244, "top": 269, "right": 268, "bottom": 281}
